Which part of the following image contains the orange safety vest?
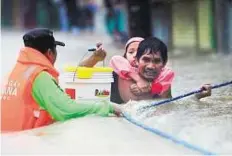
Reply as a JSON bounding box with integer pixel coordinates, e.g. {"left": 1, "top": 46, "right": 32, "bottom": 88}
{"left": 1, "top": 47, "right": 60, "bottom": 132}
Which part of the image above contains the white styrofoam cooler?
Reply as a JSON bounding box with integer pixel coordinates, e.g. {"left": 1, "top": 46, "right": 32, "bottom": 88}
{"left": 61, "top": 66, "right": 114, "bottom": 101}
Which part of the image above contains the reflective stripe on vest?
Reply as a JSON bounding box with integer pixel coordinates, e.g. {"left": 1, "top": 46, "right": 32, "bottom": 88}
{"left": 23, "top": 66, "right": 43, "bottom": 119}
{"left": 23, "top": 65, "right": 37, "bottom": 79}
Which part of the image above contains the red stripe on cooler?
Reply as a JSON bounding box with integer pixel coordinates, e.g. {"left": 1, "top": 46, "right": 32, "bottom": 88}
{"left": 65, "top": 88, "right": 76, "bottom": 99}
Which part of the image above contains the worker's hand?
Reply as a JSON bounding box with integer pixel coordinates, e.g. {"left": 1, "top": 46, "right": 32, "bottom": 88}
{"left": 195, "top": 84, "right": 212, "bottom": 100}
{"left": 93, "top": 43, "right": 106, "bottom": 61}
{"left": 111, "top": 103, "right": 123, "bottom": 117}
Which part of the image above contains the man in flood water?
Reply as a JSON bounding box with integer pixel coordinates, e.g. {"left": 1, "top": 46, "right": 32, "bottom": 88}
{"left": 80, "top": 37, "right": 212, "bottom": 103}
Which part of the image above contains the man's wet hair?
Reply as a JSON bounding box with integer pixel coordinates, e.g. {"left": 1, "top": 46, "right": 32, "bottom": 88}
{"left": 136, "top": 37, "right": 168, "bottom": 64}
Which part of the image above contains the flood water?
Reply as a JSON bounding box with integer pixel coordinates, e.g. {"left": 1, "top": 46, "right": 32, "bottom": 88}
{"left": 1, "top": 30, "right": 232, "bottom": 155}
{"left": 128, "top": 54, "right": 232, "bottom": 154}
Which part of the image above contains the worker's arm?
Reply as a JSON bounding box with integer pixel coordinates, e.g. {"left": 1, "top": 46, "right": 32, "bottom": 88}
{"left": 32, "top": 72, "right": 119, "bottom": 121}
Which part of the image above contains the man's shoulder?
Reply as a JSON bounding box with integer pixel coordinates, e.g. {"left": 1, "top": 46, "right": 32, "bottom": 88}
{"left": 33, "top": 71, "right": 58, "bottom": 92}
{"left": 35, "top": 71, "right": 54, "bottom": 82}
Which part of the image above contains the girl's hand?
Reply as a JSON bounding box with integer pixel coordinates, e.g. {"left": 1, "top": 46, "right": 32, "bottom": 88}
{"left": 93, "top": 43, "right": 106, "bottom": 61}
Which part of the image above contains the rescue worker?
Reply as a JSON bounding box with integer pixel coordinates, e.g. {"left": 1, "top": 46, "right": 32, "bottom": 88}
{"left": 1, "top": 28, "right": 122, "bottom": 132}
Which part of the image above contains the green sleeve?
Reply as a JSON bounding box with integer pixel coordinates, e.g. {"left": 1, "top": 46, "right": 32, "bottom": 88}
{"left": 32, "top": 72, "right": 114, "bottom": 121}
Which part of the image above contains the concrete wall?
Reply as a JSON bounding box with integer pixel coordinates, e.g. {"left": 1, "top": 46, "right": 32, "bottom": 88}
{"left": 228, "top": 2, "right": 232, "bottom": 53}
{"left": 172, "top": 1, "right": 197, "bottom": 49}
{"left": 197, "top": 0, "right": 214, "bottom": 51}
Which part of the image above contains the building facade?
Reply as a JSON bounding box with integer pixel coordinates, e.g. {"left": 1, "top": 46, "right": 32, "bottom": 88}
{"left": 1, "top": 0, "right": 231, "bottom": 53}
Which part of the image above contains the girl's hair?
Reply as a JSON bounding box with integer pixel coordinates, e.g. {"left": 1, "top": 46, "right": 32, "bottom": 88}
{"left": 123, "top": 37, "right": 144, "bottom": 58}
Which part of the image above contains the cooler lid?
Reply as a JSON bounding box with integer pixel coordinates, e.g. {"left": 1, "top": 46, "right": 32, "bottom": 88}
{"left": 64, "top": 66, "right": 113, "bottom": 79}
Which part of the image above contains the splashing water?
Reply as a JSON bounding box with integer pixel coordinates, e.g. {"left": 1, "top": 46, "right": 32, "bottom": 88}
{"left": 124, "top": 54, "right": 232, "bottom": 154}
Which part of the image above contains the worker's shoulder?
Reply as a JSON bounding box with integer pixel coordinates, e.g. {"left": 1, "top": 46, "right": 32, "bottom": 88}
{"left": 35, "top": 71, "right": 53, "bottom": 81}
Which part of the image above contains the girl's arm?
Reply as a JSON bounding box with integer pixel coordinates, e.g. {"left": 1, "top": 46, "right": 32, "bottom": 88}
{"left": 79, "top": 43, "right": 106, "bottom": 67}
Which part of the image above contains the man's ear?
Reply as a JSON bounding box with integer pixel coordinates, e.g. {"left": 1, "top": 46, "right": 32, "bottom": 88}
{"left": 44, "top": 49, "right": 53, "bottom": 60}
{"left": 43, "top": 49, "right": 49, "bottom": 57}
{"left": 47, "top": 49, "right": 53, "bottom": 55}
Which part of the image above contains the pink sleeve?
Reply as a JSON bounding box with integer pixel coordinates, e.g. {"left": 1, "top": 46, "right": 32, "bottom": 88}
{"left": 151, "top": 68, "right": 175, "bottom": 95}
{"left": 109, "top": 56, "right": 135, "bottom": 80}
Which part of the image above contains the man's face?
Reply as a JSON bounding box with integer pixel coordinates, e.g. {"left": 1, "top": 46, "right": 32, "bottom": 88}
{"left": 136, "top": 51, "right": 164, "bottom": 81}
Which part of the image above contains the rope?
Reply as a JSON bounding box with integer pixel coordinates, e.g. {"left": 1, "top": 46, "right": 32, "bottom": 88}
{"left": 72, "top": 51, "right": 90, "bottom": 82}
{"left": 123, "top": 112, "right": 216, "bottom": 155}
{"left": 139, "top": 80, "right": 232, "bottom": 111}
